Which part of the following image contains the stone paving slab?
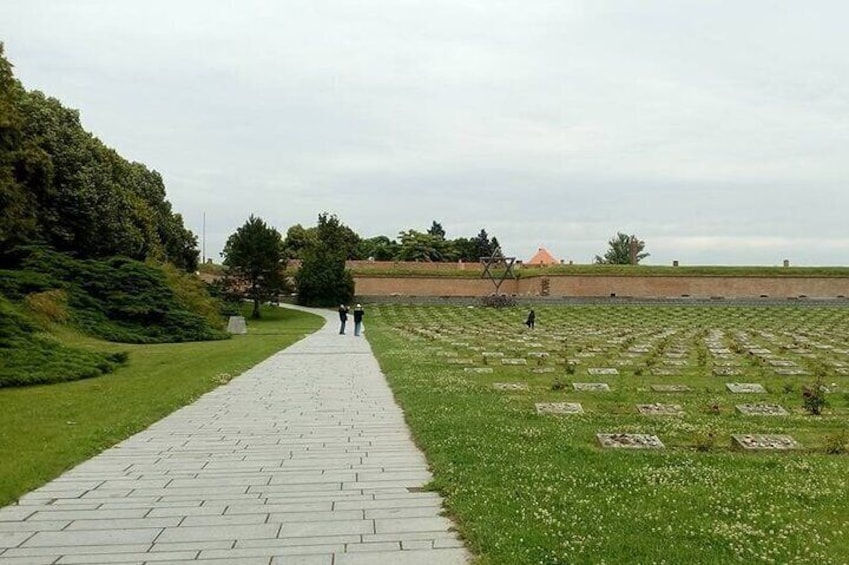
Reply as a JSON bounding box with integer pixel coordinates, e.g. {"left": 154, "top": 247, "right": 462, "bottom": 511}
{"left": 0, "top": 305, "right": 470, "bottom": 564}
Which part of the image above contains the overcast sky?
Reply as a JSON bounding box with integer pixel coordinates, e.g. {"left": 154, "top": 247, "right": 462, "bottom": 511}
{"left": 2, "top": 1, "right": 848, "bottom": 265}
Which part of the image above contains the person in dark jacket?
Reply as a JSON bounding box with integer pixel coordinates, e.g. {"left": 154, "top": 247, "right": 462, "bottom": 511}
{"left": 353, "top": 304, "right": 364, "bottom": 336}
{"left": 525, "top": 309, "right": 535, "bottom": 329}
{"left": 338, "top": 304, "right": 349, "bottom": 334}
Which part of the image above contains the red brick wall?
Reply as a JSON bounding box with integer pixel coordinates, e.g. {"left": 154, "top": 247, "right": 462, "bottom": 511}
{"left": 354, "top": 275, "right": 849, "bottom": 299}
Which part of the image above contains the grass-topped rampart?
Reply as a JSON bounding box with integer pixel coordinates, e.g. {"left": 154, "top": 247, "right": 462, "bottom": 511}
{"left": 346, "top": 262, "right": 849, "bottom": 278}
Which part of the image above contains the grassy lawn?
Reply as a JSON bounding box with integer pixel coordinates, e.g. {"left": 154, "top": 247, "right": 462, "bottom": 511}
{"left": 367, "top": 304, "right": 849, "bottom": 564}
{"left": 0, "top": 305, "right": 323, "bottom": 507}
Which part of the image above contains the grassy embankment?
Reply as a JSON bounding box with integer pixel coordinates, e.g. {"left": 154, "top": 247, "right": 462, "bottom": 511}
{"left": 0, "top": 305, "right": 323, "bottom": 507}
{"left": 367, "top": 304, "right": 849, "bottom": 564}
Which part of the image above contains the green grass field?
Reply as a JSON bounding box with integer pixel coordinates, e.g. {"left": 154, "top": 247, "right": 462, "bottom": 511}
{"left": 366, "top": 304, "right": 849, "bottom": 564}
{"left": 0, "top": 305, "right": 323, "bottom": 507}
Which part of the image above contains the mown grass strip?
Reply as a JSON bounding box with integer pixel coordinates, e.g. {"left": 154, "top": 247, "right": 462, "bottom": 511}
{"left": 0, "top": 305, "right": 322, "bottom": 507}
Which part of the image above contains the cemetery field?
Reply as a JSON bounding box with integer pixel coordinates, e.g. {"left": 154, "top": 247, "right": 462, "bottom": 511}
{"left": 0, "top": 306, "right": 322, "bottom": 507}
{"left": 366, "top": 304, "right": 849, "bottom": 565}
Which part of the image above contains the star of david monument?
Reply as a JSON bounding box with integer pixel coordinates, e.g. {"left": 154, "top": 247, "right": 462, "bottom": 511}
{"left": 480, "top": 246, "right": 517, "bottom": 293}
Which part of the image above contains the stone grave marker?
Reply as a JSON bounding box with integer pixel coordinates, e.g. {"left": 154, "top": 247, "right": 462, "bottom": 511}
{"left": 573, "top": 382, "right": 611, "bottom": 392}
{"left": 713, "top": 367, "right": 742, "bottom": 376}
{"left": 597, "top": 433, "right": 664, "bottom": 449}
{"left": 726, "top": 383, "right": 767, "bottom": 393}
{"left": 493, "top": 382, "right": 529, "bottom": 391}
{"left": 637, "top": 403, "right": 684, "bottom": 416}
{"left": 651, "top": 384, "right": 692, "bottom": 393}
{"left": 502, "top": 358, "right": 528, "bottom": 366}
{"left": 736, "top": 404, "right": 789, "bottom": 416}
{"left": 588, "top": 368, "right": 619, "bottom": 376}
{"left": 227, "top": 316, "right": 247, "bottom": 334}
{"left": 482, "top": 351, "right": 505, "bottom": 358}
{"left": 732, "top": 434, "right": 800, "bottom": 451}
{"left": 768, "top": 359, "right": 797, "bottom": 367}
{"left": 774, "top": 368, "right": 809, "bottom": 375}
{"left": 531, "top": 367, "right": 555, "bottom": 374}
{"left": 651, "top": 368, "right": 680, "bottom": 376}
{"left": 535, "top": 402, "right": 583, "bottom": 415}
{"left": 527, "top": 351, "right": 550, "bottom": 359}
{"left": 447, "top": 358, "right": 473, "bottom": 365}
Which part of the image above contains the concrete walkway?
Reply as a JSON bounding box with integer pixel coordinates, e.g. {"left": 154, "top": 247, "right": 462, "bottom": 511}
{"left": 0, "top": 306, "right": 470, "bottom": 564}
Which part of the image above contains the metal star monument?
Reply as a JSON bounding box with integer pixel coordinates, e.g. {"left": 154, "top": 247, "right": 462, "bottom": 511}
{"left": 480, "top": 246, "right": 517, "bottom": 293}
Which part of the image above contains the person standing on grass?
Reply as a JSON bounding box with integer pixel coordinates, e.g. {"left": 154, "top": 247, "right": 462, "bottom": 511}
{"left": 338, "top": 304, "right": 349, "bottom": 334}
{"left": 525, "top": 309, "right": 536, "bottom": 329}
{"left": 353, "top": 304, "right": 364, "bottom": 336}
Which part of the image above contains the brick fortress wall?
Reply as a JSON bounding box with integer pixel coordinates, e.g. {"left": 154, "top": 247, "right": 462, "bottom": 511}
{"left": 354, "top": 274, "right": 849, "bottom": 299}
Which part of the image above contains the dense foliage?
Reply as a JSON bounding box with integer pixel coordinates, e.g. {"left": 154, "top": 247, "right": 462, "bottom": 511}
{"left": 295, "top": 213, "right": 356, "bottom": 306}
{"left": 2, "top": 247, "right": 227, "bottom": 343}
{"left": 595, "top": 232, "right": 650, "bottom": 265}
{"left": 0, "top": 295, "right": 127, "bottom": 387}
{"left": 221, "top": 215, "right": 288, "bottom": 318}
{"left": 282, "top": 218, "right": 501, "bottom": 263}
{"left": 0, "top": 44, "right": 198, "bottom": 270}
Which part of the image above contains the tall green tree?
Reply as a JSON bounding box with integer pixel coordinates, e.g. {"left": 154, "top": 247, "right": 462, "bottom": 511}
{"left": 594, "top": 232, "right": 650, "bottom": 265}
{"left": 356, "top": 235, "right": 399, "bottom": 261}
{"left": 427, "top": 220, "right": 446, "bottom": 239}
{"left": 0, "top": 45, "right": 199, "bottom": 270}
{"left": 396, "top": 229, "right": 457, "bottom": 262}
{"left": 295, "top": 213, "right": 355, "bottom": 306}
{"left": 281, "top": 224, "right": 317, "bottom": 260}
{"left": 221, "top": 215, "right": 287, "bottom": 318}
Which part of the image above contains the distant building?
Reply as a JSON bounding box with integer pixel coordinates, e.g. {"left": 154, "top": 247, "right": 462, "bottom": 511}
{"left": 526, "top": 247, "right": 558, "bottom": 266}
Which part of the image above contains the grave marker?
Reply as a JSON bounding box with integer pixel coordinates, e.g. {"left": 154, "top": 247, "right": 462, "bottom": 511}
{"left": 597, "top": 433, "right": 664, "bottom": 449}
{"left": 536, "top": 402, "right": 583, "bottom": 415}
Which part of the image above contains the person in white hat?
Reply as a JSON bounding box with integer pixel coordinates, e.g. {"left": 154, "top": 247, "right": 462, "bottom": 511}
{"left": 353, "top": 304, "right": 364, "bottom": 336}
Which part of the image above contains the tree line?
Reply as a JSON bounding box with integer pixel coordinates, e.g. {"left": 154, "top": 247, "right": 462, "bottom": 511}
{"left": 282, "top": 220, "right": 502, "bottom": 263}
{"left": 222, "top": 215, "right": 505, "bottom": 316}
{"left": 0, "top": 44, "right": 198, "bottom": 270}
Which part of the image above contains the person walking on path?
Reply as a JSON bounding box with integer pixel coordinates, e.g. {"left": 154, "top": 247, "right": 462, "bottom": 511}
{"left": 525, "top": 309, "right": 536, "bottom": 329}
{"left": 353, "top": 303, "right": 365, "bottom": 336}
{"left": 338, "top": 304, "right": 349, "bottom": 334}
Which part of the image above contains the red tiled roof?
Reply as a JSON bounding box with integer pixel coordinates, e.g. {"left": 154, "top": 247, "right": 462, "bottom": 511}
{"left": 526, "top": 247, "right": 558, "bottom": 266}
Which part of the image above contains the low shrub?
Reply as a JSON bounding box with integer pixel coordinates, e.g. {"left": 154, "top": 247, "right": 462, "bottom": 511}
{"left": 0, "top": 297, "right": 127, "bottom": 387}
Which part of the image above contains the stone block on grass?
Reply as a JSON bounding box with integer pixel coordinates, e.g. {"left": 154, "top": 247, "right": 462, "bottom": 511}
{"left": 637, "top": 403, "right": 684, "bottom": 416}
{"left": 597, "top": 433, "right": 664, "bottom": 449}
{"left": 732, "top": 434, "right": 800, "bottom": 451}
{"left": 572, "top": 382, "right": 610, "bottom": 392}
{"left": 493, "top": 382, "right": 528, "bottom": 392}
{"left": 736, "top": 404, "right": 789, "bottom": 416}
{"left": 726, "top": 383, "right": 767, "bottom": 393}
{"left": 535, "top": 402, "right": 583, "bottom": 415}
{"left": 588, "top": 368, "right": 619, "bottom": 376}
{"left": 651, "top": 384, "right": 692, "bottom": 393}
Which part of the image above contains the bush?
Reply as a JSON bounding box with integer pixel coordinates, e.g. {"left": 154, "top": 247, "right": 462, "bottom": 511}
{"left": 13, "top": 248, "right": 228, "bottom": 343}
{"left": 824, "top": 429, "right": 848, "bottom": 454}
{"left": 692, "top": 426, "right": 718, "bottom": 452}
{"left": 802, "top": 379, "right": 829, "bottom": 415}
{"left": 0, "top": 296, "right": 127, "bottom": 387}
{"left": 24, "top": 289, "right": 69, "bottom": 323}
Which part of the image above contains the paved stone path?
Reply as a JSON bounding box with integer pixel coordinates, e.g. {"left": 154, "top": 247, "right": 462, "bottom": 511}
{"left": 0, "top": 306, "right": 470, "bottom": 564}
